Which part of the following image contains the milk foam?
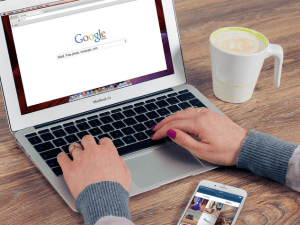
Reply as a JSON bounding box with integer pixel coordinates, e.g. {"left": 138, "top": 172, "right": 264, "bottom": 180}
{"left": 212, "top": 30, "right": 266, "bottom": 54}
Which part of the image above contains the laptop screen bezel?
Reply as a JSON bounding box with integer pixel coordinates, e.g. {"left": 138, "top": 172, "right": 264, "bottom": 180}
{"left": 0, "top": 0, "right": 186, "bottom": 132}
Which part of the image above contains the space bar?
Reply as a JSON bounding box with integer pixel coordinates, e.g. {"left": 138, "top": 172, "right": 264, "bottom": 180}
{"left": 118, "top": 139, "right": 166, "bottom": 156}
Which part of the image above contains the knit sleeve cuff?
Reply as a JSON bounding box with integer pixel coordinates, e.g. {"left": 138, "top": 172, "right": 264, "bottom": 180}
{"left": 237, "top": 130, "right": 298, "bottom": 184}
{"left": 75, "top": 181, "right": 131, "bottom": 225}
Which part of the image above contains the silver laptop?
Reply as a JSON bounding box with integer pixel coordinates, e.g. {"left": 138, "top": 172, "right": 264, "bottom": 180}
{"left": 0, "top": 0, "right": 224, "bottom": 211}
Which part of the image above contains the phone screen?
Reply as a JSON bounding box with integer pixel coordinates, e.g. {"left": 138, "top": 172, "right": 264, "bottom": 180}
{"left": 179, "top": 185, "right": 243, "bottom": 225}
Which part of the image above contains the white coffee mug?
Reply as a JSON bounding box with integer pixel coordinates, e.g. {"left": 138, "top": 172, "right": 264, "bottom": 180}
{"left": 209, "top": 27, "right": 283, "bottom": 103}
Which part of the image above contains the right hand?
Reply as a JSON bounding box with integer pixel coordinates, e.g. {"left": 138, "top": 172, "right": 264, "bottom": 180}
{"left": 151, "top": 107, "right": 248, "bottom": 166}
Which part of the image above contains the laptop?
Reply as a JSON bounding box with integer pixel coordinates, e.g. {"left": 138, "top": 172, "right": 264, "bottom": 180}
{"left": 0, "top": 0, "right": 224, "bottom": 211}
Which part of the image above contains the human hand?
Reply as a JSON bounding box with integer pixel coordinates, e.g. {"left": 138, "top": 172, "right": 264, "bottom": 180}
{"left": 57, "top": 136, "right": 131, "bottom": 200}
{"left": 151, "top": 107, "right": 247, "bottom": 166}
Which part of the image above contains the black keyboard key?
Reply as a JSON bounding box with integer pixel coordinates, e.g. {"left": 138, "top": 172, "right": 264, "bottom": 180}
{"left": 98, "top": 134, "right": 112, "bottom": 140}
{"left": 121, "top": 127, "right": 135, "bottom": 135}
{"left": 156, "top": 100, "right": 169, "bottom": 108}
{"left": 52, "top": 138, "right": 67, "bottom": 147}
{"left": 146, "top": 111, "right": 159, "bottom": 119}
{"left": 34, "top": 142, "right": 55, "bottom": 152}
{"left": 77, "top": 122, "right": 91, "bottom": 131}
{"left": 100, "top": 124, "right": 114, "bottom": 132}
{"left": 167, "top": 93, "right": 178, "bottom": 97}
{"left": 157, "top": 108, "right": 171, "bottom": 116}
{"left": 113, "top": 139, "right": 125, "bottom": 148}
{"left": 25, "top": 133, "right": 37, "bottom": 138}
{"left": 179, "top": 102, "right": 192, "bottom": 110}
{"left": 145, "top": 103, "right": 158, "bottom": 111}
{"left": 155, "top": 117, "right": 165, "bottom": 123}
{"left": 112, "top": 121, "right": 126, "bottom": 129}
{"left": 111, "top": 108, "right": 122, "bottom": 113}
{"left": 51, "top": 126, "right": 62, "bottom": 131}
{"left": 75, "top": 118, "right": 86, "bottom": 123}
{"left": 40, "top": 148, "right": 61, "bottom": 160}
{"left": 88, "top": 119, "right": 102, "bottom": 127}
{"left": 166, "top": 97, "right": 179, "bottom": 105}
{"left": 157, "top": 95, "right": 167, "bottom": 100}
{"left": 135, "top": 114, "right": 148, "bottom": 122}
{"left": 87, "top": 115, "right": 98, "bottom": 120}
{"left": 111, "top": 113, "right": 125, "bottom": 121}
{"left": 177, "top": 93, "right": 195, "bottom": 101}
{"left": 145, "top": 129, "right": 155, "bottom": 137}
{"left": 133, "top": 124, "right": 147, "bottom": 132}
{"left": 89, "top": 127, "right": 102, "bottom": 136}
{"left": 63, "top": 122, "right": 74, "bottom": 127}
{"left": 52, "top": 167, "right": 63, "bottom": 176}
{"left": 124, "top": 118, "right": 137, "bottom": 126}
{"left": 145, "top": 120, "right": 156, "bottom": 128}
{"left": 65, "top": 126, "right": 79, "bottom": 134}
{"left": 38, "top": 129, "right": 49, "bottom": 134}
{"left": 134, "top": 132, "right": 148, "bottom": 141}
{"left": 134, "top": 106, "right": 147, "bottom": 114}
{"left": 28, "top": 136, "right": 42, "bottom": 145}
{"left": 123, "top": 109, "right": 136, "bottom": 117}
{"left": 123, "top": 105, "right": 133, "bottom": 110}
{"left": 165, "top": 137, "right": 172, "bottom": 141}
{"left": 61, "top": 145, "right": 69, "bottom": 153}
{"left": 41, "top": 133, "right": 55, "bottom": 141}
{"left": 134, "top": 102, "right": 145, "bottom": 107}
{"left": 168, "top": 105, "right": 181, "bottom": 113}
{"left": 189, "top": 99, "right": 206, "bottom": 108}
{"left": 46, "top": 158, "right": 59, "bottom": 168}
{"left": 99, "top": 112, "right": 110, "bottom": 116}
{"left": 65, "top": 134, "right": 79, "bottom": 143}
{"left": 118, "top": 139, "right": 166, "bottom": 156}
{"left": 110, "top": 130, "right": 124, "bottom": 139}
{"left": 122, "top": 135, "right": 136, "bottom": 145}
{"left": 53, "top": 129, "right": 67, "bottom": 138}
{"left": 145, "top": 99, "right": 156, "bottom": 103}
{"left": 178, "top": 89, "right": 189, "bottom": 94}
{"left": 77, "top": 131, "right": 89, "bottom": 139}
{"left": 100, "top": 116, "right": 113, "bottom": 124}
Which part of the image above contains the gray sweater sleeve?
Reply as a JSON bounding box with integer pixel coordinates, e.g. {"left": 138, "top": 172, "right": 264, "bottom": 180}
{"left": 76, "top": 181, "right": 132, "bottom": 225}
{"left": 237, "top": 130, "right": 298, "bottom": 185}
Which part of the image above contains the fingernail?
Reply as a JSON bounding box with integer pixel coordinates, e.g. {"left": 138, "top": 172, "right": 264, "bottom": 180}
{"left": 167, "top": 129, "right": 176, "bottom": 139}
{"left": 150, "top": 134, "right": 155, "bottom": 139}
{"left": 151, "top": 125, "right": 156, "bottom": 130}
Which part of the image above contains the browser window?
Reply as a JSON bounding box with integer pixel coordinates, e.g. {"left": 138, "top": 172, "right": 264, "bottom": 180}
{"left": 1, "top": 0, "right": 174, "bottom": 114}
{"left": 180, "top": 186, "right": 243, "bottom": 225}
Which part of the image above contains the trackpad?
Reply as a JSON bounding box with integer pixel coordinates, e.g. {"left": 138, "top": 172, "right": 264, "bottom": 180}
{"left": 125, "top": 144, "right": 203, "bottom": 188}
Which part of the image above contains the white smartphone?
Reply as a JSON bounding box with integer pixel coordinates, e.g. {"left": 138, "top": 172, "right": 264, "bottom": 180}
{"left": 178, "top": 180, "right": 247, "bottom": 225}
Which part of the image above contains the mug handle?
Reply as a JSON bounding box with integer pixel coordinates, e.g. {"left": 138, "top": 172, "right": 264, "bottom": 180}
{"left": 264, "top": 44, "right": 283, "bottom": 87}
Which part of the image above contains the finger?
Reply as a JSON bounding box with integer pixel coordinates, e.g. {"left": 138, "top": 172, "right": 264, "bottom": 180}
{"left": 153, "top": 107, "right": 207, "bottom": 132}
{"left": 69, "top": 142, "right": 83, "bottom": 158}
{"left": 81, "top": 135, "right": 97, "bottom": 149}
{"left": 99, "top": 137, "right": 118, "bottom": 154}
{"left": 152, "top": 119, "right": 200, "bottom": 140}
{"left": 57, "top": 152, "right": 72, "bottom": 173}
{"left": 163, "top": 128, "right": 209, "bottom": 158}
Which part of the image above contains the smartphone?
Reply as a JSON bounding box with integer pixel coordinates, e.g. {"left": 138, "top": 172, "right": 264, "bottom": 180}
{"left": 178, "top": 180, "right": 247, "bottom": 225}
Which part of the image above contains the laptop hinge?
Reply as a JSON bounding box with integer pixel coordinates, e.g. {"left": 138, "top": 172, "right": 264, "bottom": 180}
{"left": 34, "top": 88, "right": 173, "bottom": 129}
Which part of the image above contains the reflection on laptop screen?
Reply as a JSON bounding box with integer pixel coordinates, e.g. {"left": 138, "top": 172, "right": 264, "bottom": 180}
{"left": 1, "top": 0, "right": 174, "bottom": 115}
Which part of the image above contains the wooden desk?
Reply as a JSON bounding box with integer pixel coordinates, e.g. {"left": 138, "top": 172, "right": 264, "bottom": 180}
{"left": 1, "top": 0, "right": 300, "bottom": 224}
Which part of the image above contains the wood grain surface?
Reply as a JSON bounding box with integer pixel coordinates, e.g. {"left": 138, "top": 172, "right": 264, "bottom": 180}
{"left": 1, "top": 0, "right": 300, "bottom": 224}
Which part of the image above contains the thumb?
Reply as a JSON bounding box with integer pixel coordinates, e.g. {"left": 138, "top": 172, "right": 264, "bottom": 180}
{"left": 57, "top": 152, "right": 72, "bottom": 175}
{"left": 166, "top": 128, "right": 209, "bottom": 158}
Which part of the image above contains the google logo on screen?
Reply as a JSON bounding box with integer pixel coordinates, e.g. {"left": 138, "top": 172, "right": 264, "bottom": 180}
{"left": 75, "top": 29, "right": 106, "bottom": 43}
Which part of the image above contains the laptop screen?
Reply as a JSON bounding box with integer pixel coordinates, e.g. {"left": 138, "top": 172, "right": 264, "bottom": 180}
{"left": 1, "top": 0, "right": 174, "bottom": 115}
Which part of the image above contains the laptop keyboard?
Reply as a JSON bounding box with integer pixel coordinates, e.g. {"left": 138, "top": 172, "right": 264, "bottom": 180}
{"left": 24, "top": 89, "right": 206, "bottom": 176}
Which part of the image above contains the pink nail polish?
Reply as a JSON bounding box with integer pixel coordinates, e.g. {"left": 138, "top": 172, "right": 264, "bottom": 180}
{"left": 151, "top": 125, "right": 156, "bottom": 130}
{"left": 150, "top": 134, "right": 154, "bottom": 138}
{"left": 167, "top": 129, "right": 176, "bottom": 139}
